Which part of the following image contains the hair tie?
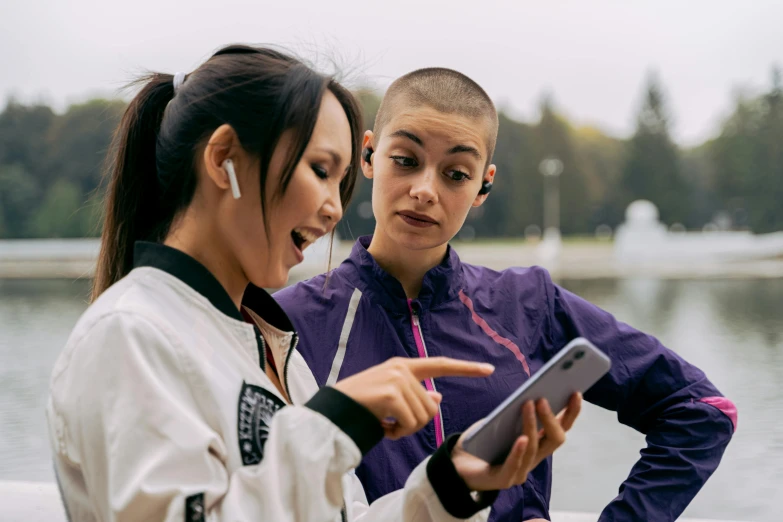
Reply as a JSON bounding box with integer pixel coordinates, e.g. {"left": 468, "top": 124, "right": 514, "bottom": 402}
{"left": 173, "top": 72, "right": 186, "bottom": 94}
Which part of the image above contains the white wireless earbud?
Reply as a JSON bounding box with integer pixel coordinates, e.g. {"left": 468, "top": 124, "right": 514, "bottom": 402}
{"left": 222, "top": 158, "right": 242, "bottom": 199}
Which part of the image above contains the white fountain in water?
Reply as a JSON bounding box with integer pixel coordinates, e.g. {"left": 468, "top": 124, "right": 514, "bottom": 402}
{"left": 614, "top": 200, "right": 783, "bottom": 263}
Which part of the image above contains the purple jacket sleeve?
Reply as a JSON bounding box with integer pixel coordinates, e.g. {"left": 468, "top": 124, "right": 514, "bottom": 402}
{"left": 542, "top": 278, "right": 736, "bottom": 521}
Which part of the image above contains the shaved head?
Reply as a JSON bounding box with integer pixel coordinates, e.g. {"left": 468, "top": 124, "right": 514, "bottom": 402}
{"left": 374, "top": 68, "right": 499, "bottom": 166}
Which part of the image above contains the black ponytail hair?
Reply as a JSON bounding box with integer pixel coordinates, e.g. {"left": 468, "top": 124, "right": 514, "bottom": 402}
{"left": 93, "top": 44, "right": 362, "bottom": 300}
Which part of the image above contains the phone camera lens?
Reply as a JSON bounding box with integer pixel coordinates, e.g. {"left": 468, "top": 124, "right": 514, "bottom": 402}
{"left": 574, "top": 350, "right": 585, "bottom": 360}
{"left": 562, "top": 360, "right": 573, "bottom": 370}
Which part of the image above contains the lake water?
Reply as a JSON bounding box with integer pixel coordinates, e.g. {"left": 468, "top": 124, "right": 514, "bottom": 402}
{"left": 1, "top": 276, "right": 780, "bottom": 521}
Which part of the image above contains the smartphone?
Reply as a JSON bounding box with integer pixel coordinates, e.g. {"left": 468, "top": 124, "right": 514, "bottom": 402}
{"left": 462, "top": 337, "right": 611, "bottom": 465}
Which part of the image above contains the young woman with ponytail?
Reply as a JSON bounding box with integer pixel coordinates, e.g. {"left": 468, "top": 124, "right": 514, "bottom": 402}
{"left": 45, "top": 44, "right": 579, "bottom": 522}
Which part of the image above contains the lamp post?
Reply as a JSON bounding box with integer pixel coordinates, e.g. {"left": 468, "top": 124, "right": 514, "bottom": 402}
{"left": 540, "top": 157, "right": 563, "bottom": 234}
{"left": 538, "top": 157, "right": 563, "bottom": 260}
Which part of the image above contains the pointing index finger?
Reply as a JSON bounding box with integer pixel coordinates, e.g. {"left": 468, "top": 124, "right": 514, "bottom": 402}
{"left": 406, "top": 357, "right": 495, "bottom": 380}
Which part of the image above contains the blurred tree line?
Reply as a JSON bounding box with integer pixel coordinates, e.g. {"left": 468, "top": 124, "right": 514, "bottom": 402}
{"left": 0, "top": 99, "right": 125, "bottom": 238}
{"left": 1, "top": 69, "right": 781, "bottom": 239}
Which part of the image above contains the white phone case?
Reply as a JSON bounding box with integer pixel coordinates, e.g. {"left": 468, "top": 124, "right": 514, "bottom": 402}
{"left": 462, "top": 337, "right": 611, "bottom": 465}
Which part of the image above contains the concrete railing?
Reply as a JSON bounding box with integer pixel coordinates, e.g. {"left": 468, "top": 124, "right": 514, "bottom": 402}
{"left": 0, "top": 481, "right": 749, "bottom": 522}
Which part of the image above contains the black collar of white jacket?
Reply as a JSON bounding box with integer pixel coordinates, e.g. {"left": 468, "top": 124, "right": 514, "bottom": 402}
{"left": 133, "top": 241, "right": 295, "bottom": 333}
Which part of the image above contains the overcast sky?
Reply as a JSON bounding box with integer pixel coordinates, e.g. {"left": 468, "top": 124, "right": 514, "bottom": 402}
{"left": 2, "top": 0, "right": 781, "bottom": 145}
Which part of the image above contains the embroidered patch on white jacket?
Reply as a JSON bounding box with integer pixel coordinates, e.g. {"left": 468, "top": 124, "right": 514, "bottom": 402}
{"left": 185, "top": 492, "right": 205, "bottom": 522}
{"left": 237, "top": 381, "right": 286, "bottom": 465}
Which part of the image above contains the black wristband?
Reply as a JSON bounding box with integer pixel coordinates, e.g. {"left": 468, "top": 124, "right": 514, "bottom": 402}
{"left": 304, "top": 386, "right": 384, "bottom": 456}
{"left": 426, "top": 433, "right": 500, "bottom": 517}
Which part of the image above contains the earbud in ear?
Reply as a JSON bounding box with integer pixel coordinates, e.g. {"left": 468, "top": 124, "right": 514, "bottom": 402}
{"left": 362, "top": 147, "right": 374, "bottom": 164}
{"left": 478, "top": 180, "right": 493, "bottom": 196}
{"left": 222, "top": 158, "right": 242, "bottom": 199}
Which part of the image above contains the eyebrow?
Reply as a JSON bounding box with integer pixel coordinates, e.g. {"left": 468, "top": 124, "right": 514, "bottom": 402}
{"left": 447, "top": 144, "right": 482, "bottom": 161}
{"left": 389, "top": 129, "right": 482, "bottom": 161}
{"left": 314, "top": 147, "right": 343, "bottom": 167}
{"left": 389, "top": 129, "right": 423, "bottom": 146}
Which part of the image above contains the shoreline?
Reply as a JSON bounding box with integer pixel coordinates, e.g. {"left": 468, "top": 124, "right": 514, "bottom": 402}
{"left": 2, "top": 238, "right": 783, "bottom": 280}
{"left": 0, "top": 480, "right": 751, "bottom": 522}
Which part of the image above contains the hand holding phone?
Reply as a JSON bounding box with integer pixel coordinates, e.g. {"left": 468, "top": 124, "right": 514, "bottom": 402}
{"left": 462, "top": 338, "right": 610, "bottom": 465}
{"left": 449, "top": 392, "right": 582, "bottom": 492}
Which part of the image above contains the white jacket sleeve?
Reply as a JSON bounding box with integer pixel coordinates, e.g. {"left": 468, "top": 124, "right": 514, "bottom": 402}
{"left": 49, "top": 312, "right": 360, "bottom": 522}
{"left": 48, "top": 311, "right": 496, "bottom": 522}
{"left": 346, "top": 460, "right": 491, "bottom": 522}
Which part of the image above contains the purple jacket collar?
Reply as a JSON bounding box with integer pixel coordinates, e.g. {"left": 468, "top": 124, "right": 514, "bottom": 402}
{"left": 342, "top": 236, "right": 465, "bottom": 314}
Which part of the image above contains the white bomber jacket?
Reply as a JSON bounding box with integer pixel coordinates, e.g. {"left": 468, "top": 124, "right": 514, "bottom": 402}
{"left": 46, "top": 242, "right": 496, "bottom": 522}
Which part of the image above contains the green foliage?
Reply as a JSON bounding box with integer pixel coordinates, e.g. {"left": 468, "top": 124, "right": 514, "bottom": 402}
{"left": 28, "top": 180, "right": 84, "bottom": 237}
{"left": 709, "top": 67, "right": 783, "bottom": 232}
{"left": 44, "top": 99, "right": 125, "bottom": 194}
{"left": 2, "top": 68, "right": 782, "bottom": 239}
{"left": 0, "top": 163, "right": 41, "bottom": 238}
{"left": 619, "top": 74, "right": 690, "bottom": 226}
{"left": 0, "top": 98, "right": 120, "bottom": 238}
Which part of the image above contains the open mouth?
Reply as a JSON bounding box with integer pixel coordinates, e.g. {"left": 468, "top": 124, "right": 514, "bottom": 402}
{"left": 291, "top": 230, "right": 306, "bottom": 251}
{"left": 290, "top": 227, "right": 321, "bottom": 253}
